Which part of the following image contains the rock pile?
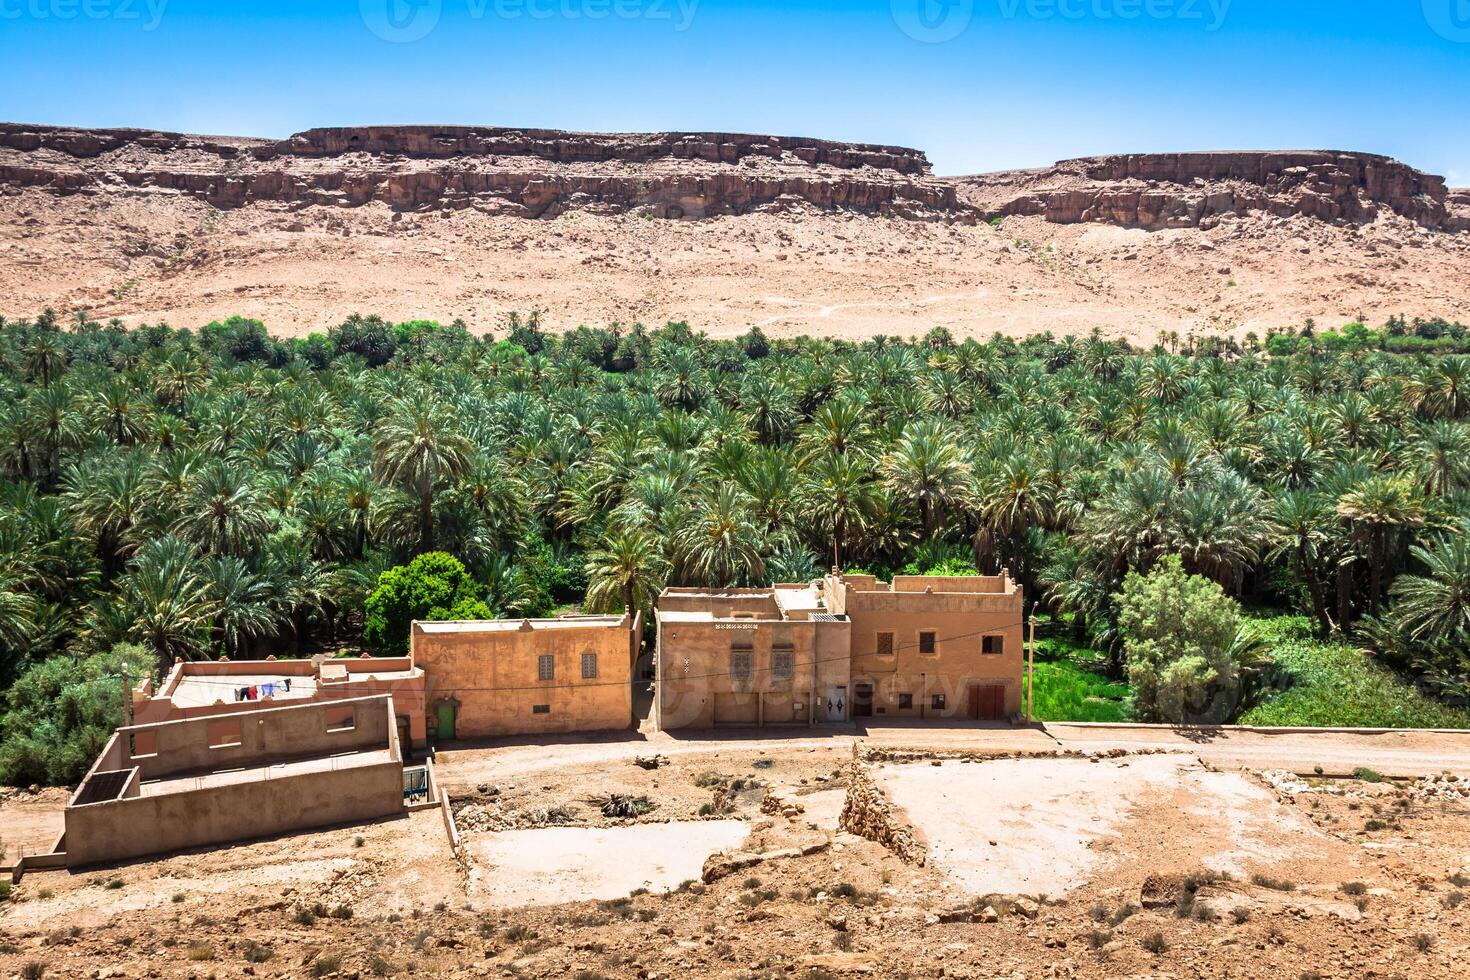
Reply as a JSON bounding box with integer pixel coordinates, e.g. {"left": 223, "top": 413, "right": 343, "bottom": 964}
{"left": 836, "top": 747, "right": 927, "bottom": 866}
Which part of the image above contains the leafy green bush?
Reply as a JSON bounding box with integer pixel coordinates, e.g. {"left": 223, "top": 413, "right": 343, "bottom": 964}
{"left": 0, "top": 644, "right": 138, "bottom": 786}
{"left": 363, "top": 552, "right": 491, "bottom": 655}
{"left": 1240, "top": 617, "right": 1470, "bottom": 729}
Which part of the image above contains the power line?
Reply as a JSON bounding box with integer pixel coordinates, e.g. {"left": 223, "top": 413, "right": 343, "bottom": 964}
{"left": 144, "top": 618, "right": 1027, "bottom": 699}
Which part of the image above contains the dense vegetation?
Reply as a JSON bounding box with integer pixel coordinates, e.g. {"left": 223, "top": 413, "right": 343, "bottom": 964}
{"left": 1, "top": 309, "right": 1469, "bottom": 783}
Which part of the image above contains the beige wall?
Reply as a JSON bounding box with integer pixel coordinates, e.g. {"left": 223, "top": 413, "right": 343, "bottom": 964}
{"left": 65, "top": 696, "right": 404, "bottom": 868}
{"left": 842, "top": 576, "right": 1025, "bottom": 720}
{"left": 65, "top": 757, "right": 403, "bottom": 867}
{"left": 133, "top": 658, "right": 428, "bottom": 742}
{"left": 411, "top": 615, "right": 637, "bottom": 740}
{"left": 656, "top": 615, "right": 851, "bottom": 729}
{"left": 103, "top": 695, "right": 393, "bottom": 779}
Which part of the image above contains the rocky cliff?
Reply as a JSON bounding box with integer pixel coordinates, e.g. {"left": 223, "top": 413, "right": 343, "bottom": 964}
{"left": 0, "top": 123, "right": 957, "bottom": 219}
{"left": 5, "top": 123, "right": 1465, "bottom": 232}
{"left": 961, "top": 151, "right": 1470, "bottom": 232}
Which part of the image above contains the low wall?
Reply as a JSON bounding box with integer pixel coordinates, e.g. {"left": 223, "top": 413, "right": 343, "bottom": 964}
{"left": 837, "top": 746, "right": 927, "bottom": 865}
{"left": 112, "top": 696, "right": 392, "bottom": 780}
{"left": 65, "top": 756, "right": 402, "bottom": 867}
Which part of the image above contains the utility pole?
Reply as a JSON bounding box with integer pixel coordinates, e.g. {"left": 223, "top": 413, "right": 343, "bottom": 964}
{"left": 121, "top": 660, "right": 133, "bottom": 727}
{"left": 1026, "top": 617, "right": 1036, "bottom": 724}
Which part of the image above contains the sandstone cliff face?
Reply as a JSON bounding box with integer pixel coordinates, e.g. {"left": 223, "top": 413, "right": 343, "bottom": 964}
{"left": 0, "top": 123, "right": 957, "bottom": 219}
{"left": 1, "top": 123, "right": 1465, "bottom": 233}
{"left": 962, "top": 151, "right": 1469, "bottom": 232}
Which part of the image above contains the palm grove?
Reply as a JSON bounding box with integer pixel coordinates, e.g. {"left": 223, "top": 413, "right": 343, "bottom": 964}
{"left": 2, "top": 311, "right": 1469, "bottom": 783}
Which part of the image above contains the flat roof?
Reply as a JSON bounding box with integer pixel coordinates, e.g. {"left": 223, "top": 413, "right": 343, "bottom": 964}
{"left": 774, "top": 585, "right": 825, "bottom": 612}
{"left": 414, "top": 616, "right": 626, "bottom": 634}
{"left": 136, "top": 747, "right": 396, "bottom": 797}
{"left": 169, "top": 673, "right": 318, "bottom": 708}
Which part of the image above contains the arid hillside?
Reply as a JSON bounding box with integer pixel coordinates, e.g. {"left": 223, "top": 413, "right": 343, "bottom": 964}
{"left": 2, "top": 123, "right": 1468, "bottom": 341}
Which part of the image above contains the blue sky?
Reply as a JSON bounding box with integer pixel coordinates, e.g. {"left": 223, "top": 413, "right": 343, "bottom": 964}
{"left": 2, "top": 0, "right": 1467, "bottom": 180}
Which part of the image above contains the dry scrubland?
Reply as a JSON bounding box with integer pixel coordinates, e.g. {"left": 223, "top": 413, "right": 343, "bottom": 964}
{"left": 4, "top": 729, "right": 1470, "bottom": 979}
{"left": 7, "top": 189, "right": 1470, "bottom": 344}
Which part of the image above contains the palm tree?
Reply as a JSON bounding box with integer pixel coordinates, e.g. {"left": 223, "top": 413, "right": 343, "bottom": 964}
{"left": 740, "top": 375, "right": 797, "bottom": 445}
{"left": 1385, "top": 533, "right": 1470, "bottom": 646}
{"left": 975, "top": 454, "right": 1052, "bottom": 587}
{"left": 372, "top": 390, "right": 475, "bottom": 552}
{"left": 584, "top": 527, "right": 670, "bottom": 618}
{"left": 173, "top": 461, "right": 273, "bottom": 557}
{"left": 24, "top": 330, "right": 66, "bottom": 387}
{"left": 203, "top": 555, "right": 279, "bottom": 657}
{"left": 879, "top": 419, "right": 972, "bottom": 544}
{"left": 1336, "top": 473, "right": 1425, "bottom": 612}
{"left": 672, "top": 485, "right": 766, "bottom": 587}
{"left": 123, "top": 536, "right": 218, "bottom": 666}
{"left": 1414, "top": 420, "right": 1470, "bottom": 497}
{"left": 1269, "top": 489, "right": 1335, "bottom": 635}
{"left": 799, "top": 451, "right": 879, "bottom": 570}
{"left": 64, "top": 454, "right": 150, "bottom": 577}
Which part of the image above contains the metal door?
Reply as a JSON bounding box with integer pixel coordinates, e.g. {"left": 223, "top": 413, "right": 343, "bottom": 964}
{"left": 825, "top": 686, "right": 847, "bottom": 722}
{"left": 435, "top": 701, "right": 456, "bottom": 740}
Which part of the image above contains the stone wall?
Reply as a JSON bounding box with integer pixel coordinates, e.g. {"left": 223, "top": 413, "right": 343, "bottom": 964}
{"left": 836, "top": 746, "right": 927, "bottom": 865}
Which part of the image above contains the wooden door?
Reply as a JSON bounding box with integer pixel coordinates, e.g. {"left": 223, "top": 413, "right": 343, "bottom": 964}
{"left": 853, "top": 683, "right": 874, "bottom": 718}
{"left": 968, "top": 684, "right": 1005, "bottom": 721}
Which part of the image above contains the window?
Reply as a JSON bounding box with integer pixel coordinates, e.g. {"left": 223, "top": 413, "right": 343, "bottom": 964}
{"left": 875, "top": 632, "right": 894, "bottom": 657}
{"left": 982, "top": 635, "right": 1005, "bottom": 656}
{"left": 898, "top": 693, "right": 913, "bottom": 710}
{"left": 325, "top": 706, "right": 356, "bottom": 732}
{"left": 130, "top": 729, "right": 158, "bottom": 759}
{"left": 730, "top": 651, "right": 752, "bottom": 682}
{"left": 931, "top": 693, "right": 946, "bottom": 711}
{"left": 537, "top": 654, "right": 555, "bottom": 681}
{"left": 773, "top": 651, "right": 793, "bottom": 681}
{"left": 207, "top": 718, "right": 242, "bottom": 748}
{"left": 918, "top": 631, "right": 937, "bottom": 656}
{"left": 533, "top": 704, "right": 551, "bottom": 714}
{"left": 581, "top": 653, "right": 599, "bottom": 679}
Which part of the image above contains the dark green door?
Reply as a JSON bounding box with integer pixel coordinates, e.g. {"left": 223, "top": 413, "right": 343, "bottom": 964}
{"left": 436, "top": 701, "right": 456, "bottom": 741}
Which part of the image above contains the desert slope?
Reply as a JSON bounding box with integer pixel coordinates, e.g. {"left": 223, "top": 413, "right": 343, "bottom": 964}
{"left": 1, "top": 123, "right": 1467, "bottom": 340}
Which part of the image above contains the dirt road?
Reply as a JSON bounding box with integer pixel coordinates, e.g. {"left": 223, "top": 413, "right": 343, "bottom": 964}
{"left": 433, "top": 722, "right": 1470, "bottom": 790}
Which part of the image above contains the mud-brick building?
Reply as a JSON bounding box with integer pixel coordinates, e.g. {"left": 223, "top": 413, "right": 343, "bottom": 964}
{"left": 65, "top": 695, "right": 408, "bottom": 867}
{"left": 830, "top": 572, "right": 1024, "bottom": 721}
{"left": 409, "top": 613, "right": 641, "bottom": 740}
{"left": 654, "top": 572, "right": 1023, "bottom": 729}
{"left": 131, "top": 655, "right": 429, "bottom": 749}
{"left": 655, "top": 584, "right": 852, "bottom": 728}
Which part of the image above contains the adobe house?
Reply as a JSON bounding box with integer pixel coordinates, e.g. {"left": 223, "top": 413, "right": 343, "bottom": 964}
{"left": 132, "top": 655, "right": 429, "bottom": 750}
{"left": 654, "top": 572, "right": 1023, "bottom": 729}
{"left": 829, "top": 572, "right": 1024, "bottom": 721}
{"left": 64, "top": 695, "right": 408, "bottom": 867}
{"left": 655, "top": 584, "right": 851, "bottom": 728}
{"left": 409, "top": 612, "right": 641, "bottom": 740}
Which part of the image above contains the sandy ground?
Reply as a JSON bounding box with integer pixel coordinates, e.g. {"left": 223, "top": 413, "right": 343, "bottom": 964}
{"left": 880, "top": 755, "right": 1191, "bottom": 897}
{"left": 468, "top": 821, "right": 748, "bottom": 907}
{"left": 5, "top": 725, "right": 1470, "bottom": 978}
{"left": 0, "top": 788, "right": 67, "bottom": 862}
{"left": 879, "top": 755, "right": 1344, "bottom": 899}
{"left": 431, "top": 722, "right": 1470, "bottom": 790}
{"left": 5, "top": 189, "right": 1469, "bottom": 342}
